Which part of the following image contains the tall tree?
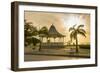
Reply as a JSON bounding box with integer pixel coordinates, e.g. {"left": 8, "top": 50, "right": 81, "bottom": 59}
{"left": 24, "top": 20, "right": 38, "bottom": 46}
{"left": 69, "top": 24, "right": 86, "bottom": 53}
{"left": 38, "top": 26, "right": 49, "bottom": 51}
{"left": 39, "top": 26, "right": 48, "bottom": 35}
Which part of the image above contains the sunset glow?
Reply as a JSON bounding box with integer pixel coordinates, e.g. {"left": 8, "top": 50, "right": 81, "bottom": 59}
{"left": 25, "top": 11, "right": 90, "bottom": 44}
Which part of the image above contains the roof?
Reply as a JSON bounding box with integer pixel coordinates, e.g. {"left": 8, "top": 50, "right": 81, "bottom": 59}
{"left": 48, "top": 24, "right": 65, "bottom": 37}
{"left": 40, "top": 24, "right": 65, "bottom": 37}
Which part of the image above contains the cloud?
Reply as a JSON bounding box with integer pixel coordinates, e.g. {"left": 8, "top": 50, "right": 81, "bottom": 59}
{"left": 25, "top": 11, "right": 90, "bottom": 44}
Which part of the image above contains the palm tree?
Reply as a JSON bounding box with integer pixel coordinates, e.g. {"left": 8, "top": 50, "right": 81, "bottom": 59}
{"left": 69, "top": 24, "right": 86, "bottom": 53}
{"left": 39, "top": 26, "right": 48, "bottom": 35}
{"left": 38, "top": 26, "right": 49, "bottom": 51}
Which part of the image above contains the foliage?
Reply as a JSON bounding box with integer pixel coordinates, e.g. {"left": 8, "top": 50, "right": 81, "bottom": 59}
{"left": 39, "top": 26, "right": 48, "bottom": 35}
{"left": 24, "top": 20, "right": 49, "bottom": 51}
{"left": 69, "top": 24, "right": 86, "bottom": 53}
{"left": 24, "top": 20, "right": 39, "bottom": 46}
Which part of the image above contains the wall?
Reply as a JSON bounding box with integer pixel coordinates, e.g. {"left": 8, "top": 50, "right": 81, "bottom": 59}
{"left": 0, "top": 0, "right": 99, "bottom": 73}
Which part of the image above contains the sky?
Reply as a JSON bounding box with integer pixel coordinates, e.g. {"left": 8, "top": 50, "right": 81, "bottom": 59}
{"left": 24, "top": 11, "right": 90, "bottom": 45}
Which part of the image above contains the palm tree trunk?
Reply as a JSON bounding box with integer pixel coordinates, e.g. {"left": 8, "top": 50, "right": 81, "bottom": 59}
{"left": 76, "top": 35, "right": 79, "bottom": 53}
{"left": 38, "top": 42, "right": 41, "bottom": 51}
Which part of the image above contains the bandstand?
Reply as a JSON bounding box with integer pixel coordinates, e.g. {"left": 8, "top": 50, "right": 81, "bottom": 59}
{"left": 39, "top": 24, "right": 66, "bottom": 49}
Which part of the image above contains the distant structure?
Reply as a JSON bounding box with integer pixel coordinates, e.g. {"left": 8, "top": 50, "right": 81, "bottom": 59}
{"left": 40, "top": 24, "right": 65, "bottom": 49}
{"left": 48, "top": 24, "right": 65, "bottom": 38}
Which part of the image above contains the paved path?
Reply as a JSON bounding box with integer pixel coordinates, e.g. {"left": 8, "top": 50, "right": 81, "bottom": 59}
{"left": 24, "top": 54, "right": 81, "bottom": 61}
{"left": 24, "top": 47, "right": 90, "bottom": 61}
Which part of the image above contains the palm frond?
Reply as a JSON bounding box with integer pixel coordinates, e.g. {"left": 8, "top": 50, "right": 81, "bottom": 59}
{"left": 78, "top": 30, "right": 86, "bottom": 37}
{"left": 78, "top": 29, "right": 86, "bottom": 34}
{"left": 70, "top": 32, "right": 74, "bottom": 41}
{"left": 73, "top": 24, "right": 77, "bottom": 28}
{"left": 69, "top": 27, "right": 75, "bottom": 32}
{"left": 73, "top": 31, "right": 77, "bottom": 39}
{"left": 77, "top": 24, "right": 84, "bottom": 29}
{"left": 70, "top": 31, "right": 76, "bottom": 40}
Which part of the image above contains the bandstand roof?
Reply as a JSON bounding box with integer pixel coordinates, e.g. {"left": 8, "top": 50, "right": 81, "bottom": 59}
{"left": 40, "top": 24, "right": 65, "bottom": 38}
{"left": 48, "top": 24, "right": 65, "bottom": 37}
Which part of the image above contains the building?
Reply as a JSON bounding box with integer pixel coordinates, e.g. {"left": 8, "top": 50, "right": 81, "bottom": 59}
{"left": 40, "top": 24, "right": 66, "bottom": 49}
